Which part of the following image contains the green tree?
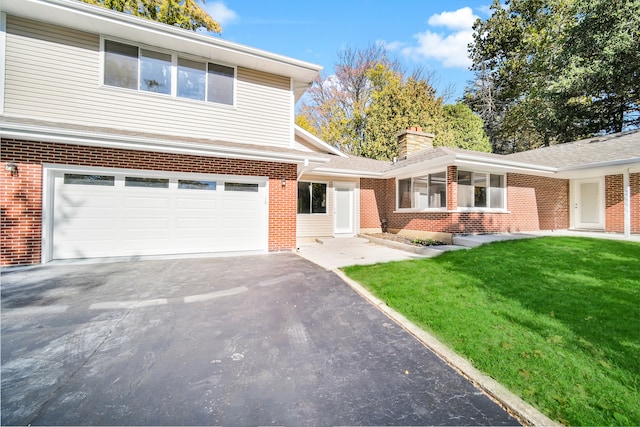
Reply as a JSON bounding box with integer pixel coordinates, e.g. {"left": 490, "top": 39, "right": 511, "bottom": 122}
{"left": 443, "top": 103, "right": 491, "bottom": 152}
{"left": 466, "top": 0, "right": 639, "bottom": 153}
{"left": 80, "top": 0, "right": 222, "bottom": 33}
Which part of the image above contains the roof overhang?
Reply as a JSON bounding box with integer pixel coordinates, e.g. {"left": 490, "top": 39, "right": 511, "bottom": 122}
{"left": 384, "top": 152, "right": 558, "bottom": 178}
{"left": 294, "top": 126, "right": 348, "bottom": 157}
{"left": 1, "top": 119, "right": 330, "bottom": 166}
{"left": 0, "top": 0, "right": 322, "bottom": 100}
{"left": 554, "top": 158, "right": 640, "bottom": 179}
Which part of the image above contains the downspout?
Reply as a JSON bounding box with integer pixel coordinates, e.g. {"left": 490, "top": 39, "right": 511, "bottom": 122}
{"left": 623, "top": 168, "right": 631, "bottom": 238}
{"left": 297, "top": 158, "right": 310, "bottom": 180}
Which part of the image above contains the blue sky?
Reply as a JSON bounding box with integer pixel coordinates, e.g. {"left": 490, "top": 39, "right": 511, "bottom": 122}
{"left": 201, "top": 1, "right": 493, "bottom": 102}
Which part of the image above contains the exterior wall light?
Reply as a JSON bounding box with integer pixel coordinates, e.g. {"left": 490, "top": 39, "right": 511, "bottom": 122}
{"left": 281, "top": 178, "right": 286, "bottom": 187}
{"left": 5, "top": 163, "right": 18, "bottom": 176}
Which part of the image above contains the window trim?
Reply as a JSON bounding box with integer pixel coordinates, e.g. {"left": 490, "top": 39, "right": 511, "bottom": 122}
{"left": 395, "top": 171, "right": 448, "bottom": 212}
{"left": 100, "top": 37, "right": 236, "bottom": 107}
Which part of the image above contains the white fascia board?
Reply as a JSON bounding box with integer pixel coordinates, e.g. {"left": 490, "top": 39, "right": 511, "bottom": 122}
{"left": 555, "top": 158, "right": 640, "bottom": 178}
{"left": 2, "top": 0, "right": 321, "bottom": 99}
{"left": 294, "top": 126, "right": 348, "bottom": 157}
{"left": 1, "top": 123, "right": 330, "bottom": 165}
{"left": 306, "top": 167, "right": 384, "bottom": 178}
{"left": 382, "top": 155, "right": 455, "bottom": 178}
{"left": 453, "top": 154, "right": 557, "bottom": 176}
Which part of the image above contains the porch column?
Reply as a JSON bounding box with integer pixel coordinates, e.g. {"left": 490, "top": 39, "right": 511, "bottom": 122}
{"left": 624, "top": 169, "right": 631, "bottom": 238}
{"left": 447, "top": 166, "right": 457, "bottom": 211}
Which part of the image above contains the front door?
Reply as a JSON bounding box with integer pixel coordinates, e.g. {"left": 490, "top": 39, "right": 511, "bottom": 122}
{"left": 574, "top": 178, "right": 604, "bottom": 230}
{"left": 334, "top": 182, "right": 355, "bottom": 235}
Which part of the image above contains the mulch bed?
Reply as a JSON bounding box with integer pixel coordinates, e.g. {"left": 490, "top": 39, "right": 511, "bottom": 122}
{"left": 363, "top": 233, "right": 446, "bottom": 247}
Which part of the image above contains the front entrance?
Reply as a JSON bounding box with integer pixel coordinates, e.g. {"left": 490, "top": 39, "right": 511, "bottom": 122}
{"left": 573, "top": 178, "right": 604, "bottom": 230}
{"left": 334, "top": 181, "right": 355, "bottom": 235}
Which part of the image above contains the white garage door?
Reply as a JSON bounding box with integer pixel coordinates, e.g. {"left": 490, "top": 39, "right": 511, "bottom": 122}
{"left": 50, "top": 169, "right": 268, "bottom": 260}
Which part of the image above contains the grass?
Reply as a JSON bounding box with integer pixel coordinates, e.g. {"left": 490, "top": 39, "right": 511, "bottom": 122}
{"left": 342, "top": 237, "right": 640, "bottom": 426}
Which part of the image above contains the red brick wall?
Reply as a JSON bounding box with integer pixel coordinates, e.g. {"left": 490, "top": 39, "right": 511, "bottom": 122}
{"left": 1, "top": 139, "right": 297, "bottom": 266}
{"left": 606, "top": 173, "right": 640, "bottom": 233}
{"left": 605, "top": 175, "right": 624, "bottom": 232}
{"left": 360, "top": 173, "right": 569, "bottom": 235}
{"left": 633, "top": 173, "right": 640, "bottom": 233}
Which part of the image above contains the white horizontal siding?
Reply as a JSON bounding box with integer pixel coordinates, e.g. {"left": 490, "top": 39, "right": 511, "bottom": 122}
{"left": 296, "top": 176, "right": 361, "bottom": 238}
{"left": 4, "top": 16, "right": 293, "bottom": 147}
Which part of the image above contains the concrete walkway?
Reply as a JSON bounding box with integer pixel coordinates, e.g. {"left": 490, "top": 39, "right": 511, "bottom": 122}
{"left": 297, "top": 230, "right": 640, "bottom": 270}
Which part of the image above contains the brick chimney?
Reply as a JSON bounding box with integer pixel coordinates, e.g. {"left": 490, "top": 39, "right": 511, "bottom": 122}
{"left": 397, "top": 126, "right": 435, "bottom": 159}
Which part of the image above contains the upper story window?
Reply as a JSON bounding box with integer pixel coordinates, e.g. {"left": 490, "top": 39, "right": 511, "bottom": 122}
{"left": 397, "top": 171, "right": 447, "bottom": 210}
{"left": 458, "top": 170, "right": 505, "bottom": 209}
{"left": 103, "top": 40, "right": 234, "bottom": 105}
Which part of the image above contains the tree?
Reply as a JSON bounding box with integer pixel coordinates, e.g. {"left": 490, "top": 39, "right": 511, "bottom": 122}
{"left": 80, "top": 0, "right": 222, "bottom": 33}
{"left": 297, "top": 45, "right": 490, "bottom": 160}
{"left": 443, "top": 103, "right": 491, "bottom": 152}
{"left": 466, "top": 0, "right": 639, "bottom": 153}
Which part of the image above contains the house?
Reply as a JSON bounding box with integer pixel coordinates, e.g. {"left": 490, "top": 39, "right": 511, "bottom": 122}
{"left": 1, "top": 0, "right": 639, "bottom": 267}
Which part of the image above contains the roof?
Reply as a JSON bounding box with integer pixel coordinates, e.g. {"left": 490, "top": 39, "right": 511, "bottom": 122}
{"left": 314, "top": 130, "right": 640, "bottom": 178}
{"left": 505, "top": 130, "right": 640, "bottom": 169}
{"left": 2, "top": 0, "right": 322, "bottom": 101}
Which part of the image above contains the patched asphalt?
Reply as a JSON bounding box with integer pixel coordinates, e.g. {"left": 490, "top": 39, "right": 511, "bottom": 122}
{"left": 1, "top": 253, "right": 519, "bottom": 426}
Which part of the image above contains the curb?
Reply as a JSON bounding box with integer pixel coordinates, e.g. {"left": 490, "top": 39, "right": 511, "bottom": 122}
{"left": 333, "top": 269, "right": 562, "bottom": 427}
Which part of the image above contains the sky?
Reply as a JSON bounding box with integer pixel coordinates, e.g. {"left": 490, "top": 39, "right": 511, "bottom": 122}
{"left": 200, "top": 0, "right": 494, "bottom": 103}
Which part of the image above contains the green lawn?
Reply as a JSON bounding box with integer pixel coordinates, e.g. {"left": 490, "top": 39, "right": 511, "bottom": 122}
{"left": 342, "top": 237, "right": 640, "bottom": 426}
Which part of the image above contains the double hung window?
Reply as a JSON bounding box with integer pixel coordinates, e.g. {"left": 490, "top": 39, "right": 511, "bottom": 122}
{"left": 104, "top": 40, "right": 235, "bottom": 105}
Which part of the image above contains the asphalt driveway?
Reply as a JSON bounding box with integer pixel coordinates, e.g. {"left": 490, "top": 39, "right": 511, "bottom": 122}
{"left": 1, "top": 253, "right": 518, "bottom": 426}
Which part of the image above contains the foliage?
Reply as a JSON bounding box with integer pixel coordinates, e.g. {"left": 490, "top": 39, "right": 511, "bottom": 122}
{"left": 80, "top": 0, "right": 221, "bottom": 33}
{"left": 443, "top": 103, "right": 491, "bottom": 152}
{"left": 466, "top": 0, "right": 640, "bottom": 153}
{"left": 343, "top": 237, "right": 640, "bottom": 426}
{"left": 297, "top": 45, "right": 491, "bottom": 160}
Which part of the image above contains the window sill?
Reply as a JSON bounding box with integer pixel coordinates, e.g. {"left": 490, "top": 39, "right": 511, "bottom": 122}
{"left": 455, "top": 208, "right": 510, "bottom": 213}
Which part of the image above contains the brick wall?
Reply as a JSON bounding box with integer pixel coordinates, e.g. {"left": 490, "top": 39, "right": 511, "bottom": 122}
{"left": 1, "top": 139, "right": 297, "bottom": 266}
{"left": 360, "top": 173, "right": 569, "bottom": 235}
{"left": 605, "top": 175, "right": 624, "bottom": 232}
{"left": 606, "top": 173, "right": 640, "bottom": 233}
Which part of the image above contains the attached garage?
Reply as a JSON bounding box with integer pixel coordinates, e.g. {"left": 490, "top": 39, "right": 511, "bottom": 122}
{"left": 46, "top": 167, "right": 268, "bottom": 260}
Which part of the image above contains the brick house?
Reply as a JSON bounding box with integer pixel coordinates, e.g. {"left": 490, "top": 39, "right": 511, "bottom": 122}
{"left": 1, "top": 0, "right": 639, "bottom": 266}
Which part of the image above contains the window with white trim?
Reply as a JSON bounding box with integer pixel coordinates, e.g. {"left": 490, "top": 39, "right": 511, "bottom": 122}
{"left": 397, "top": 171, "right": 447, "bottom": 209}
{"left": 297, "top": 182, "right": 327, "bottom": 214}
{"left": 103, "top": 40, "right": 235, "bottom": 105}
{"left": 457, "top": 170, "right": 505, "bottom": 209}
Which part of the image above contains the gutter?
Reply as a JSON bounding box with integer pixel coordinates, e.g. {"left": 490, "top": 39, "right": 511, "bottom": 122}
{"left": 1, "top": 122, "right": 330, "bottom": 166}
{"left": 309, "top": 167, "right": 385, "bottom": 178}
{"left": 557, "top": 157, "right": 640, "bottom": 173}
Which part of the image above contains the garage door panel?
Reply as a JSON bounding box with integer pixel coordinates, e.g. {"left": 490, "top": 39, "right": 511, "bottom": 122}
{"left": 51, "top": 170, "right": 267, "bottom": 259}
{"left": 123, "top": 196, "right": 170, "bottom": 209}
{"left": 176, "top": 197, "right": 218, "bottom": 209}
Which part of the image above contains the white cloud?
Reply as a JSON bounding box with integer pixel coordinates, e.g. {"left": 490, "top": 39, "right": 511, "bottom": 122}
{"left": 398, "top": 7, "right": 480, "bottom": 69}
{"left": 377, "top": 39, "right": 406, "bottom": 52}
{"left": 204, "top": 1, "right": 239, "bottom": 27}
{"left": 427, "top": 7, "right": 478, "bottom": 31}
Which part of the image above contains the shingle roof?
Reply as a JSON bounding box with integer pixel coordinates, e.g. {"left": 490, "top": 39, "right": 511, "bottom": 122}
{"left": 505, "top": 130, "right": 640, "bottom": 168}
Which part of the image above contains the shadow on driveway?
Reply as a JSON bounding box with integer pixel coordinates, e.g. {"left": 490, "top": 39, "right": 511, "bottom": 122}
{"left": 1, "top": 253, "right": 518, "bottom": 426}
